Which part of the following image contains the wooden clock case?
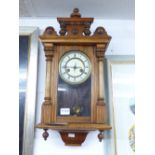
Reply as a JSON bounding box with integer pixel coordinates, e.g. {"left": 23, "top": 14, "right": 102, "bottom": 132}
{"left": 36, "top": 8, "right": 112, "bottom": 146}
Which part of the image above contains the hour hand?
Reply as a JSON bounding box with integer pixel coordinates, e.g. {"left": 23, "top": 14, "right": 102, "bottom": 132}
{"left": 71, "top": 66, "right": 82, "bottom": 69}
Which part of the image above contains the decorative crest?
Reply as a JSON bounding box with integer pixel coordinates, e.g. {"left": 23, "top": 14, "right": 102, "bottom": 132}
{"left": 57, "top": 8, "right": 94, "bottom": 36}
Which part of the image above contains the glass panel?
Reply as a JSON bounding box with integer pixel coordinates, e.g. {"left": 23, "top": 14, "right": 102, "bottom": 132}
{"left": 112, "top": 63, "right": 135, "bottom": 155}
{"left": 57, "top": 76, "right": 91, "bottom": 117}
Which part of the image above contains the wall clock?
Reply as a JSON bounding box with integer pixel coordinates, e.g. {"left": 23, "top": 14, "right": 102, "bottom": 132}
{"left": 36, "top": 8, "right": 112, "bottom": 146}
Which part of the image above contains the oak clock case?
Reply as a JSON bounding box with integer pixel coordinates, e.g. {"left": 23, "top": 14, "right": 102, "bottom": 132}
{"left": 36, "top": 8, "right": 112, "bottom": 146}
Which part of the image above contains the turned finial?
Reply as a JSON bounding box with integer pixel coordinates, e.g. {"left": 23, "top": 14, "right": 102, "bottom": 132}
{"left": 70, "top": 8, "right": 81, "bottom": 17}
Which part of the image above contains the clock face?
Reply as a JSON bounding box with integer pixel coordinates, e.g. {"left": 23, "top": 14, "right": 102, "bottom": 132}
{"left": 59, "top": 51, "right": 91, "bottom": 84}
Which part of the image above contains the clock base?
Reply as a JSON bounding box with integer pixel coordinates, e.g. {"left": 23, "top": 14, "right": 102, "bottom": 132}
{"left": 36, "top": 122, "right": 111, "bottom": 146}
{"left": 59, "top": 132, "right": 88, "bottom": 146}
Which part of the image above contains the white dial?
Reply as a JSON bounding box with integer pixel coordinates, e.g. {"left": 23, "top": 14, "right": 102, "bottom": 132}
{"left": 59, "top": 51, "right": 91, "bottom": 84}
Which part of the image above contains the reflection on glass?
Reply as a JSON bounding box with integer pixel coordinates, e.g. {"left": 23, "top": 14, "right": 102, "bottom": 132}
{"left": 112, "top": 63, "right": 135, "bottom": 155}
{"left": 57, "top": 76, "right": 91, "bottom": 117}
{"left": 19, "top": 36, "right": 29, "bottom": 155}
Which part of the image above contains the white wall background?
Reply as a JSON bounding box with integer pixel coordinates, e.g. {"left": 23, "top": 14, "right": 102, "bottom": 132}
{"left": 111, "top": 64, "right": 135, "bottom": 155}
{"left": 19, "top": 18, "right": 135, "bottom": 155}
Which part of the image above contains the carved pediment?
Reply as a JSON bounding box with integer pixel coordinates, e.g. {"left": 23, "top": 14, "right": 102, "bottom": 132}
{"left": 42, "top": 8, "right": 110, "bottom": 40}
{"left": 57, "top": 8, "right": 94, "bottom": 36}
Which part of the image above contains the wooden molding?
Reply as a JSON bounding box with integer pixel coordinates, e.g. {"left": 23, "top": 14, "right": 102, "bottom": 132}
{"left": 43, "top": 27, "right": 58, "bottom": 36}
{"left": 59, "top": 132, "right": 88, "bottom": 146}
{"left": 70, "top": 8, "right": 81, "bottom": 18}
{"left": 43, "top": 43, "right": 55, "bottom": 61}
{"left": 96, "top": 44, "right": 106, "bottom": 61}
{"left": 93, "top": 27, "right": 108, "bottom": 37}
{"left": 98, "top": 130, "right": 104, "bottom": 142}
{"left": 36, "top": 123, "right": 112, "bottom": 131}
{"left": 42, "top": 129, "right": 49, "bottom": 140}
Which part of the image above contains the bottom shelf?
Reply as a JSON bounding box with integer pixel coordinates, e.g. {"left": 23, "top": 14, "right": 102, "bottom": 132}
{"left": 36, "top": 122, "right": 112, "bottom": 131}
{"left": 36, "top": 122, "right": 112, "bottom": 146}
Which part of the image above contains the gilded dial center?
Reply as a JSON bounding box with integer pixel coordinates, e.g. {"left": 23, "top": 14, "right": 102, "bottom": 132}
{"left": 59, "top": 51, "right": 91, "bottom": 84}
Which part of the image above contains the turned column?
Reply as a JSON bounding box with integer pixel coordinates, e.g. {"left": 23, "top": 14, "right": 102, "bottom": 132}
{"left": 44, "top": 43, "right": 54, "bottom": 103}
{"left": 41, "top": 43, "right": 55, "bottom": 124}
{"left": 96, "top": 44, "right": 107, "bottom": 123}
{"left": 98, "top": 58, "right": 104, "bottom": 100}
